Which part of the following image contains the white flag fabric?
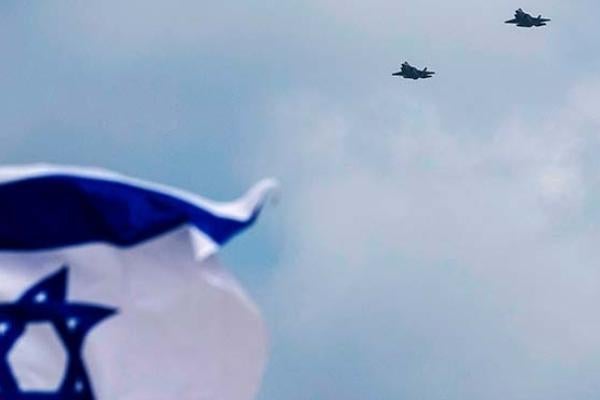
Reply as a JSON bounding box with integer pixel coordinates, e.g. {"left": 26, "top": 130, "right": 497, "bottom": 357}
{"left": 0, "top": 165, "right": 276, "bottom": 400}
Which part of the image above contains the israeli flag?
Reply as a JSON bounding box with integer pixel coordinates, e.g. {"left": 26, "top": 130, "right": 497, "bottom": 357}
{"left": 0, "top": 165, "right": 276, "bottom": 400}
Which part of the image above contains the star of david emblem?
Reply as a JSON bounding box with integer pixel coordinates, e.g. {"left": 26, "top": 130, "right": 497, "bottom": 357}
{"left": 0, "top": 267, "right": 117, "bottom": 399}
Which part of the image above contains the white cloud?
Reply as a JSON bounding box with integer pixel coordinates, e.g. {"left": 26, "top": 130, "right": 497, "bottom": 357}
{"left": 249, "top": 79, "right": 600, "bottom": 399}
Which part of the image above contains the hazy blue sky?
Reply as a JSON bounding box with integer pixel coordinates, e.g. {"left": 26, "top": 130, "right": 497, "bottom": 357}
{"left": 3, "top": 1, "right": 600, "bottom": 399}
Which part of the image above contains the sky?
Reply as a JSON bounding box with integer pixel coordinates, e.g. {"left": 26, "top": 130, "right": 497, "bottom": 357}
{"left": 3, "top": 1, "right": 600, "bottom": 399}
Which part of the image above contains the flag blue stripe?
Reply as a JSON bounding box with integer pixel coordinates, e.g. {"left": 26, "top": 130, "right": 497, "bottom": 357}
{"left": 0, "top": 175, "right": 261, "bottom": 250}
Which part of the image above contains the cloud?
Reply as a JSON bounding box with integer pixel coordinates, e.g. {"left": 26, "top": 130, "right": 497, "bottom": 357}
{"left": 248, "top": 79, "right": 600, "bottom": 399}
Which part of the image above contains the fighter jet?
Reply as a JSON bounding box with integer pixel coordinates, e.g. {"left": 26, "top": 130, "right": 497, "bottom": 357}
{"left": 505, "top": 8, "right": 550, "bottom": 27}
{"left": 392, "top": 62, "right": 435, "bottom": 80}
